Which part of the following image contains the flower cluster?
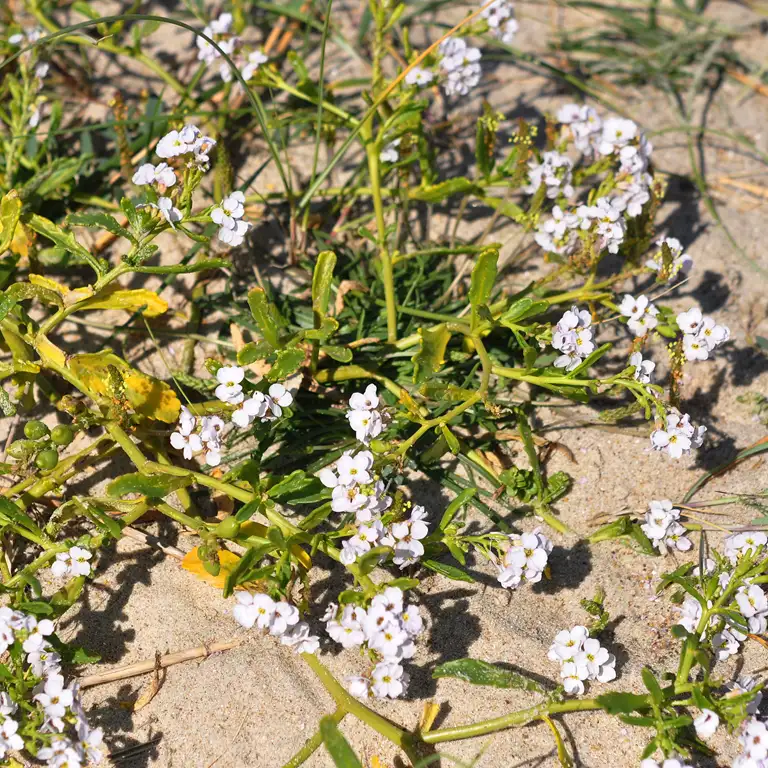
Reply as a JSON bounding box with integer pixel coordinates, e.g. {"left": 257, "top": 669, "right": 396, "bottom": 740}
{"left": 404, "top": 67, "right": 434, "bottom": 88}
{"left": 496, "top": 529, "right": 552, "bottom": 589}
{"left": 196, "top": 13, "right": 238, "bottom": 65}
{"left": 650, "top": 409, "right": 706, "bottom": 459}
{"left": 212, "top": 191, "right": 251, "bottom": 246}
{"left": 346, "top": 383, "right": 385, "bottom": 444}
{"left": 156, "top": 124, "right": 217, "bottom": 170}
{"left": 735, "top": 717, "right": 768, "bottom": 766}
{"left": 325, "top": 587, "right": 422, "bottom": 699}
{"left": 646, "top": 237, "right": 693, "bottom": 281}
{"left": 480, "top": 0, "right": 519, "bottom": 45}
{"left": 50, "top": 546, "right": 93, "bottom": 578}
{"left": 676, "top": 307, "right": 730, "bottom": 362}
{"left": 640, "top": 500, "right": 691, "bottom": 554}
{"left": 438, "top": 37, "right": 482, "bottom": 97}
{"left": 170, "top": 406, "right": 224, "bottom": 466}
{"left": 547, "top": 625, "right": 616, "bottom": 694}
{"left": 551, "top": 305, "right": 595, "bottom": 371}
{"left": 0, "top": 609, "right": 104, "bottom": 766}
{"left": 525, "top": 151, "right": 574, "bottom": 199}
{"left": 725, "top": 531, "right": 768, "bottom": 564}
{"left": 618, "top": 293, "right": 659, "bottom": 337}
{"left": 232, "top": 593, "right": 319, "bottom": 654}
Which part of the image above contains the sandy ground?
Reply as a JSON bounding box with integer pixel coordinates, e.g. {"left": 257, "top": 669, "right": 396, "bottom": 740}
{"left": 3, "top": 0, "right": 768, "bottom": 766}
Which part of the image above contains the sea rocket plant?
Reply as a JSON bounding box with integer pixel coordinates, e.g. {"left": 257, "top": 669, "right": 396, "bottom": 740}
{"left": 547, "top": 625, "right": 617, "bottom": 694}
{"left": 640, "top": 500, "right": 691, "bottom": 554}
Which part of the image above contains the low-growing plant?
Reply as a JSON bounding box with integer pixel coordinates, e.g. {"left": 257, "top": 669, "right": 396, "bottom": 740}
{"left": 0, "top": 0, "right": 765, "bottom": 766}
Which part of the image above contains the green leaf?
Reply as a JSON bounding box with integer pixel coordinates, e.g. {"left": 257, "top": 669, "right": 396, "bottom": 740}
{"left": 641, "top": 667, "right": 663, "bottom": 704}
{"left": 235, "top": 499, "right": 262, "bottom": 523}
{"left": 237, "top": 341, "right": 273, "bottom": 365}
{"left": 432, "top": 658, "right": 546, "bottom": 693}
{"left": 312, "top": 250, "right": 336, "bottom": 323}
{"left": 322, "top": 345, "right": 353, "bottom": 363}
{"left": 25, "top": 214, "right": 105, "bottom": 276}
{"left": 7, "top": 282, "right": 63, "bottom": 308}
{"left": 106, "top": 473, "right": 191, "bottom": 499}
{"left": 410, "top": 178, "right": 479, "bottom": 203}
{"left": 412, "top": 324, "right": 452, "bottom": 384}
{"left": 0, "top": 295, "right": 17, "bottom": 323}
{"left": 0, "top": 498, "right": 46, "bottom": 539}
{"left": 321, "top": 716, "right": 363, "bottom": 768}
{"left": 422, "top": 559, "right": 475, "bottom": 582}
{"left": 247, "top": 287, "right": 281, "bottom": 349}
{"left": 69, "top": 646, "right": 102, "bottom": 665}
{"left": 267, "top": 347, "right": 305, "bottom": 380}
{"left": 20, "top": 156, "right": 90, "bottom": 200}
{"left": 469, "top": 248, "right": 498, "bottom": 328}
{"left": 267, "top": 471, "right": 318, "bottom": 502}
{"left": 500, "top": 298, "right": 549, "bottom": 327}
{"left": 120, "top": 197, "right": 142, "bottom": 231}
{"left": 596, "top": 691, "right": 650, "bottom": 715}
{"left": 68, "top": 212, "right": 135, "bottom": 243}
{"left": 438, "top": 488, "right": 476, "bottom": 531}
{"left": 223, "top": 545, "right": 264, "bottom": 598}
{"left": 439, "top": 423, "right": 460, "bottom": 454}
{"left": 480, "top": 196, "right": 526, "bottom": 223}
{"left": 17, "top": 601, "right": 54, "bottom": 616}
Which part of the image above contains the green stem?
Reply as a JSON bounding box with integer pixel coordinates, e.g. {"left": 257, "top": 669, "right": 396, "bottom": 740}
{"left": 282, "top": 707, "right": 346, "bottom": 768}
{"left": 421, "top": 697, "right": 607, "bottom": 743}
{"left": 361, "top": 122, "right": 397, "bottom": 343}
{"left": 302, "top": 654, "right": 418, "bottom": 761}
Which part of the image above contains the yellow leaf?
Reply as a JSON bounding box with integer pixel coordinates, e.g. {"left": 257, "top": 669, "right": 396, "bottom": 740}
{"left": 29, "top": 274, "right": 93, "bottom": 306}
{"left": 69, "top": 351, "right": 180, "bottom": 423}
{"left": 418, "top": 702, "right": 441, "bottom": 733}
{"left": 35, "top": 335, "right": 67, "bottom": 368}
{"left": 9, "top": 222, "right": 30, "bottom": 258}
{"left": 0, "top": 190, "right": 21, "bottom": 254}
{"left": 181, "top": 547, "right": 243, "bottom": 590}
{"left": 77, "top": 287, "right": 168, "bottom": 317}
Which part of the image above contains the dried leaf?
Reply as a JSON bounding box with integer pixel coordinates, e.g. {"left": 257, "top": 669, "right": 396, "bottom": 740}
{"left": 132, "top": 653, "right": 163, "bottom": 712}
{"left": 334, "top": 280, "right": 367, "bottom": 315}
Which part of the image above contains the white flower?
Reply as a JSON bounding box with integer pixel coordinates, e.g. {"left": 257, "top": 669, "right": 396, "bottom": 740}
{"left": 170, "top": 430, "right": 203, "bottom": 459}
{"left": 280, "top": 621, "right": 319, "bottom": 654}
{"left": 269, "top": 602, "right": 300, "bottom": 636}
{"left": 151, "top": 197, "right": 182, "bottom": 228}
{"left": 241, "top": 50, "right": 268, "bottom": 80}
{"left": 646, "top": 237, "right": 693, "bottom": 279}
{"left": 404, "top": 66, "right": 434, "bottom": 87}
{"left": 629, "top": 351, "right": 655, "bottom": 384}
{"left": 78, "top": 722, "right": 105, "bottom": 765}
{"left": 380, "top": 138, "right": 400, "bottom": 164}
{"left": 618, "top": 293, "right": 649, "bottom": 320}
{"left": 211, "top": 191, "right": 245, "bottom": 229}
{"left": 736, "top": 584, "right": 768, "bottom": 618}
{"left": 372, "top": 587, "right": 404, "bottom": 615}
{"left": 525, "top": 151, "right": 574, "bottom": 199}
{"left": 34, "top": 673, "right": 73, "bottom": 719}
{"left": 400, "top": 605, "right": 423, "bottom": 636}
{"left": 650, "top": 411, "right": 703, "bottom": 459}
{"left": 157, "top": 125, "right": 200, "bottom": 158}
{"left": 132, "top": 162, "right": 176, "bottom": 187}
{"left": 561, "top": 660, "right": 588, "bottom": 694}
{"left": 349, "top": 384, "right": 379, "bottom": 411}
{"left": 676, "top": 307, "right": 703, "bottom": 336}
{"left": 694, "top": 709, "right": 719, "bottom": 739}
{"left": 698, "top": 316, "right": 729, "bottom": 350}
{"left": 22, "top": 617, "right": 54, "bottom": 653}
{"left": 439, "top": 37, "right": 482, "bottom": 97}
{"left": 327, "top": 606, "right": 366, "bottom": 648}
{"left": 347, "top": 409, "right": 383, "bottom": 445}
{"left": 233, "top": 592, "right": 275, "bottom": 629}
{"left": 598, "top": 117, "right": 638, "bottom": 155}
{"left": 0, "top": 717, "right": 24, "bottom": 756}
{"left": 0, "top": 694, "right": 16, "bottom": 718}
{"left": 499, "top": 530, "right": 551, "bottom": 587}
{"left": 725, "top": 531, "right": 768, "bottom": 563}
{"left": 727, "top": 676, "right": 763, "bottom": 715}
{"left": 552, "top": 305, "right": 594, "bottom": 370}
{"left": 578, "top": 638, "right": 609, "bottom": 678}
{"left": 369, "top": 622, "right": 409, "bottom": 659}
{"left": 371, "top": 661, "right": 407, "bottom": 698}
{"left": 740, "top": 717, "right": 768, "bottom": 761}
{"left": 333, "top": 451, "right": 373, "bottom": 487}
{"left": 548, "top": 625, "right": 588, "bottom": 663}
{"left": 683, "top": 333, "right": 709, "bottom": 361}
{"left": 27, "top": 646, "right": 62, "bottom": 677}
{"left": 712, "top": 629, "right": 739, "bottom": 661}
{"left": 232, "top": 393, "right": 268, "bottom": 428}
{"left": 346, "top": 676, "right": 371, "bottom": 698}
{"left": 218, "top": 219, "right": 250, "bottom": 246}
{"left": 266, "top": 383, "right": 293, "bottom": 418}
{"left": 215, "top": 365, "right": 245, "bottom": 404}
{"left": 68, "top": 546, "right": 92, "bottom": 576}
